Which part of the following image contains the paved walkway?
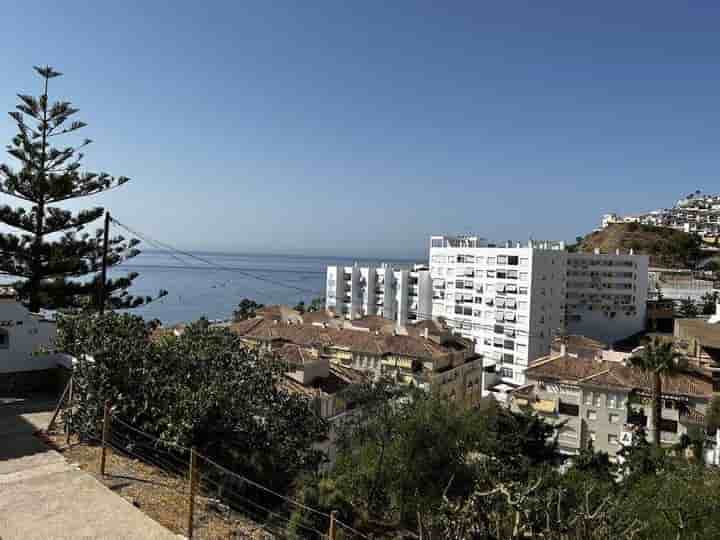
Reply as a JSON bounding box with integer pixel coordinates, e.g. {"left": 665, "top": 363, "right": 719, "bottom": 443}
{"left": 0, "top": 395, "right": 179, "bottom": 540}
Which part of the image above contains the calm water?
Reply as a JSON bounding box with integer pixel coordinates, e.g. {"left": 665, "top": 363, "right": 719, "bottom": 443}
{"left": 110, "top": 251, "right": 419, "bottom": 325}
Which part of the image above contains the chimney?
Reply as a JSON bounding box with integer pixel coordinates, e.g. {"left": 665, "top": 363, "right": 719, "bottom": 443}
{"left": 560, "top": 342, "right": 567, "bottom": 356}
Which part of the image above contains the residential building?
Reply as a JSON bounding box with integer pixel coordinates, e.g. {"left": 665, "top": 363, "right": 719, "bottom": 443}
{"left": 510, "top": 352, "right": 714, "bottom": 458}
{"left": 674, "top": 306, "right": 720, "bottom": 395}
{"left": 0, "top": 287, "right": 66, "bottom": 394}
{"left": 428, "top": 236, "right": 647, "bottom": 388}
{"left": 325, "top": 264, "right": 432, "bottom": 325}
{"left": 600, "top": 191, "right": 720, "bottom": 241}
{"left": 273, "top": 343, "right": 366, "bottom": 468}
{"left": 429, "top": 235, "right": 566, "bottom": 387}
{"left": 231, "top": 313, "right": 483, "bottom": 409}
{"left": 565, "top": 250, "right": 648, "bottom": 345}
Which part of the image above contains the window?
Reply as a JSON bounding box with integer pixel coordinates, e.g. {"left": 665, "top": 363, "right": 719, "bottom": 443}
{"left": 520, "top": 272, "right": 529, "bottom": 281}
{"left": 608, "top": 434, "right": 619, "bottom": 446}
{"left": 497, "top": 255, "right": 507, "bottom": 265}
{"left": 589, "top": 431, "right": 596, "bottom": 442}
{"left": 609, "top": 413, "right": 620, "bottom": 424}
{"left": 584, "top": 392, "right": 593, "bottom": 406}
{"left": 519, "top": 286, "right": 528, "bottom": 295}
{"left": 593, "top": 393, "right": 602, "bottom": 407}
{"left": 500, "top": 367, "right": 513, "bottom": 378}
{"left": 587, "top": 410, "right": 597, "bottom": 421}
{"left": 486, "top": 270, "right": 496, "bottom": 278}
{"left": 487, "top": 257, "right": 496, "bottom": 265}
{"left": 559, "top": 401, "right": 579, "bottom": 416}
{"left": 608, "top": 393, "right": 618, "bottom": 409}
{"left": 503, "top": 353, "right": 514, "bottom": 364}
{"left": 508, "top": 255, "right": 519, "bottom": 265}
{"left": 519, "top": 257, "right": 529, "bottom": 266}
{"left": 0, "top": 329, "right": 8, "bottom": 349}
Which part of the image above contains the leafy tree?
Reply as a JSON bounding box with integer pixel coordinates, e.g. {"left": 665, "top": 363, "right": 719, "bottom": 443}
{"left": 57, "top": 312, "right": 327, "bottom": 492}
{"left": 629, "top": 339, "right": 687, "bottom": 447}
{"left": 678, "top": 298, "right": 698, "bottom": 318}
{"left": 308, "top": 296, "right": 325, "bottom": 312}
{"left": 700, "top": 291, "right": 719, "bottom": 315}
{"left": 233, "top": 297, "right": 263, "bottom": 321}
{"left": 293, "top": 300, "right": 306, "bottom": 314}
{"left": 568, "top": 440, "right": 616, "bottom": 483}
{"left": 0, "top": 66, "right": 149, "bottom": 312}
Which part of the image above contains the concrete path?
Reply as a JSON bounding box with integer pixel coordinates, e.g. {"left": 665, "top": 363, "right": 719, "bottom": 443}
{"left": 0, "top": 395, "right": 180, "bottom": 540}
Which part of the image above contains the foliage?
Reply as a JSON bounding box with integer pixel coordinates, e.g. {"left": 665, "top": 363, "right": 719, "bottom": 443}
{"left": 0, "top": 66, "right": 153, "bottom": 312}
{"left": 700, "top": 291, "right": 719, "bottom": 315}
{"left": 307, "top": 297, "right": 325, "bottom": 312}
{"left": 706, "top": 395, "right": 720, "bottom": 434}
{"left": 577, "top": 224, "right": 703, "bottom": 268}
{"left": 293, "top": 300, "right": 306, "bottom": 314}
{"left": 678, "top": 298, "right": 698, "bottom": 318}
{"left": 57, "top": 312, "right": 327, "bottom": 491}
{"left": 233, "top": 297, "right": 263, "bottom": 321}
{"left": 327, "top": 390, "right": 558, "bottom": 531}
{"left": 629, "top": 339, "right": 686, "bottom": 447}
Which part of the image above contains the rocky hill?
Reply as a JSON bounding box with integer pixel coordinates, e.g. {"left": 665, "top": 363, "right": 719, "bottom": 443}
{"left": 572, "top": 223, "right": 703, "bottom": 268}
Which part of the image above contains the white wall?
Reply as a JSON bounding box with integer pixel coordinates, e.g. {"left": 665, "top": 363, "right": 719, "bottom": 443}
{"left": 0, "top": 299, "right": 58, "bottom": 374}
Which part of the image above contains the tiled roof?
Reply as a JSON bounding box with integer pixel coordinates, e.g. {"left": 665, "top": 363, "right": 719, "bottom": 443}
{"left": 280, "top": 365, "right": 366, "bottom": 398}
{"left": 348, "top": 315, "right": 396, "bottom": 332}
{"left": 232, "top": 318, "right": 463, "bottom": 360}
{"left": 526, "top": 354, "right": 714, "bottom": 399}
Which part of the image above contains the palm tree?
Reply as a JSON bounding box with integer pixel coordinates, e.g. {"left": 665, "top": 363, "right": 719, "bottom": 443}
{"left": 629, "top": 338, "right": 687, "bottom": 447}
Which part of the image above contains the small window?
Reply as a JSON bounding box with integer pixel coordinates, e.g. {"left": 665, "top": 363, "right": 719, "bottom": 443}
{"left": 608, "top": 434, "right": 619, "bottom": 446}
{"left": 0, "top": 329, "right": 8, "bottom": 349}
{"left": 584, "top": 392, "right": 593, "bottom": 406}
{"left": 609, "top": 413, "right": 620, "bottom": 424}
{"left": 587, "top": 410, "right": 597, "bottom": 421}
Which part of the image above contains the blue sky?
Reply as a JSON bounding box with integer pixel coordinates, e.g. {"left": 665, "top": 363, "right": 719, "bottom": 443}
{"left": 1, "top": 2, "right": 720, "bottom": 259}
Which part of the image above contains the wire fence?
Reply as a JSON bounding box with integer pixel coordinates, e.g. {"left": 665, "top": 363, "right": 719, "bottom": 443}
{"left": 50, "top": 395, "right": 366, "bottom": 540}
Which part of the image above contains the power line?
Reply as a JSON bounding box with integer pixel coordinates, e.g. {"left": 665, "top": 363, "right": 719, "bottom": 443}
{"left": 110, "top": 217, "right": 321, "bottom": 295}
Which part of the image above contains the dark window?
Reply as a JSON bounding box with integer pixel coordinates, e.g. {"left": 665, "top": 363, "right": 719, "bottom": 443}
{"left": 508, "top": 255, "right": 519, "bottom": 265}
{"left": 559, "top": 401, "right": 579, "bottom": 416}
{"left": 504, "top": 340, "right": 514, "bottom": 350}
{"left": 494, "top": 324, "right": 504, "bottom": 334}
{"left": 659, "top": 418, "right": 678, "bottom": 433}
{"left": 503, "top": 353, "right": 514, "bottom": 364}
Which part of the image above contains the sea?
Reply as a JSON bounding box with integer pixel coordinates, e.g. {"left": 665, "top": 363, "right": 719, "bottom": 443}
{"left": 108, "top": 250, "right": 421, "bottom": 325}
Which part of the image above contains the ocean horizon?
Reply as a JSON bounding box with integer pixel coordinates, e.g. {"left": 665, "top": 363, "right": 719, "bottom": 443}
{"left": 111, "top": 250, "right": 423, "bottom": 325}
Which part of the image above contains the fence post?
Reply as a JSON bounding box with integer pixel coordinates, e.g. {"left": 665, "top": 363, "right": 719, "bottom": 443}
{"left": 187, "top": 447, "right": 197, "bottom": 539}
{"left": 99, "top": 400, "right": 111, "bottom": 476}
{"left": 65, "top": 376, "right": 74, "bottom": 445}
{"left": 328, "top": 510, "right": 338, "bottom": 540}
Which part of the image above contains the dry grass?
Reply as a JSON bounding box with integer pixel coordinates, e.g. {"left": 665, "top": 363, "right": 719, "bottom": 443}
{"left": 43, "top": 430, "right": 275, "bottom": 539}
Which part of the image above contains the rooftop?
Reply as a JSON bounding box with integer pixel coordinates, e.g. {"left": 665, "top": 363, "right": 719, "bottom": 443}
{"left": 524, "top": 354, "right": 714, "bottom": 399}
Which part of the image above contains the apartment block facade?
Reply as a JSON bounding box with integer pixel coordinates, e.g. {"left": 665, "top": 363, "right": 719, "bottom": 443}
{"left": 429, "top": 235, "right": 566, "bottom": 386}
{"left": 511, "top": 354, "right": 714, "bottom": 459}
{"left": 565, "top": 251, "right": 648, "bottom": 345}
{"left": 428, "top": 236, "right": 648, "bottom": 387}
{"left": 325, "top": 264, "right": 432, "bottom": 325}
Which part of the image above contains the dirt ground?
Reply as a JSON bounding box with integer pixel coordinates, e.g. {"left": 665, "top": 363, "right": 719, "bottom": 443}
{"left": 42, "top": 430, "right": 276, "bottom": 539}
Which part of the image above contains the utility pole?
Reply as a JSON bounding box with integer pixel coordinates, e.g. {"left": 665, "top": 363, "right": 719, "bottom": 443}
{"left": 99, "top": 211, "right": 110, "bottom": 314}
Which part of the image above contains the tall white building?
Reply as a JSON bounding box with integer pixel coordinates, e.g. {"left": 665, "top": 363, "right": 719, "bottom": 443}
{"left": 428, "top": 235, "right": 649, "bottom": 387}
{"left": 429, "top": 236, "right": 566, "bottom": 386}
{"left": 566, "top": 251, "right": 648, "bottom": 344}
{"left": 325, "top": 264, "right": 432, "bottom": 325}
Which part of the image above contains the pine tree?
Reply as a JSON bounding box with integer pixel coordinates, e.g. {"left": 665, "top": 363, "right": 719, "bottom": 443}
{"left": 0, "top": 66, "right": 151, "bottom": 312}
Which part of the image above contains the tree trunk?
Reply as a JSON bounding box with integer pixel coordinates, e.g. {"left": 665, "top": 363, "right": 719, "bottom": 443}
{"left": 652, "top": 373, "right": 662, "bottom": 447}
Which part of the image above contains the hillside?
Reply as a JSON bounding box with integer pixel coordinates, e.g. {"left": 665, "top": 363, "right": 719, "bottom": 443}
{"left": 573, "top": 223, "right": 703, "bottom": 268}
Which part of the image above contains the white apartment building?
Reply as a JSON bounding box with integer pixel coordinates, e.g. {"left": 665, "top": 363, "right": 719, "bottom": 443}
{"left": 325, "top": 264, "right": 432, "bottom": 325}
{"left": 428, "top": 236, "right": 649, "bottom": 388}
{"left": 565, "top": 251, "right": 648, "bottom": 345}
{"left": 429, "top": 235, "right": 566, "bottom": 386}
